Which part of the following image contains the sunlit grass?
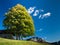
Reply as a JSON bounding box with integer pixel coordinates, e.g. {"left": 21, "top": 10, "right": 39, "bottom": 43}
{"left": 0, "top": 38, "right": 51, "bottom": 45}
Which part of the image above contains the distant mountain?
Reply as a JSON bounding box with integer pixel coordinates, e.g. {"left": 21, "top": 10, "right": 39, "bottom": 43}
{"left": 51, "top": 41, "right": 60, "bottom": 45}
{"left": 26, "top": 36, "right": 46, "bottom": 43}
{"left": 26, "top": 36, "right": 60, "bottom": 45}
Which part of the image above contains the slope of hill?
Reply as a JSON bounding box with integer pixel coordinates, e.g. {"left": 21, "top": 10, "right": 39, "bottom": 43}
{"left": 0, "top": 38, "right": 52, "bottom": 45}
{"left": 0, "top": 38, "right": 51, "bottom": 45}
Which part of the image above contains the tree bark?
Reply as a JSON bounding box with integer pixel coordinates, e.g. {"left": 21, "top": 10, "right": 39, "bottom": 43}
{"left": 16, "top": 34, "right": 18, "bottom": 40}
{"left": 19, "top": 35, "right": 20, "bottom": 40}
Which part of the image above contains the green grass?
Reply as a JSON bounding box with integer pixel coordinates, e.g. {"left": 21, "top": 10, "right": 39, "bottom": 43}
{"left": 0, "top": 38, "right": 51, "bottom": 45}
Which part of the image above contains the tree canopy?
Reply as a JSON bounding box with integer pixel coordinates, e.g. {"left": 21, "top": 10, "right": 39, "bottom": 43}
{"left": 3, "top": 4, "right": 35, "bottom": 39}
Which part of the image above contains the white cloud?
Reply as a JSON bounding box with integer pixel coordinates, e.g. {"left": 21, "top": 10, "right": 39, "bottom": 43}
{"left": 39, "top": 14, "right": 42, "bottom": 19}
{"left": 37, "top": 28, "right": 43, "bottom": 32}
{"left": 27, "top": 7, "right": 36, "bottom": 14}
{"left": 39, "top": 12, "right": 51, "bottom": 19}
{"left": 33, "top": 10, "right": 39, "bottom": 16}
{"left": 42, "top": 37, "right": 47, "bottom": 40}
{"left": 27, "top": 6, "right": 51, "bottom": 19}
{"left": 39, "top": 28, "right": 43, "bottom": 31}
{"left": 42, "top": 12, "right": 51, "bottom": 18}
{"left": 40, "top": 9, "right": 44, "bottom": 12}
{"left": 44, "top": 37, "right": 47, "bottom": 39}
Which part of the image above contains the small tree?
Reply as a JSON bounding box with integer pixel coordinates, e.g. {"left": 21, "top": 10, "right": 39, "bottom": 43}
{"left": 3, "top": 4, "right": 35, "bottom": 40}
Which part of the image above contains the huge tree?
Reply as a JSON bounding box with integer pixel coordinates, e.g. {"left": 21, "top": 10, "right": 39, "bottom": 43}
{"left": 3, "top": 4, "right": 35, "bottom": 40}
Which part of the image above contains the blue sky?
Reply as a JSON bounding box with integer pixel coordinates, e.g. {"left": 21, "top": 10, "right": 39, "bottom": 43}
{"left": 0, "top": 0, "right": 60, "bottom": 42}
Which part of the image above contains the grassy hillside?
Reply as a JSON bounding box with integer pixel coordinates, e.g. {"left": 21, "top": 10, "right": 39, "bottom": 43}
{"left": 0, "top": 38, "right": 52, "bottom": 45}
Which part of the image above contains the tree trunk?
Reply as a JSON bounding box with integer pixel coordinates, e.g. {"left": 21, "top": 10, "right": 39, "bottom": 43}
{"left": 16, "top": 34, "right": 18, "bottom": 40}
{"left": 15, "top": 34, "right": 23, "bottom": 40}
{"left": 18, "top": 34, "right": 23, "bottom": 40}
{"left": 19, "top": 35, "right": 20, "bottom": 40}
{"left": 20, "top": 34, "right": 23, "bottom": 40}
